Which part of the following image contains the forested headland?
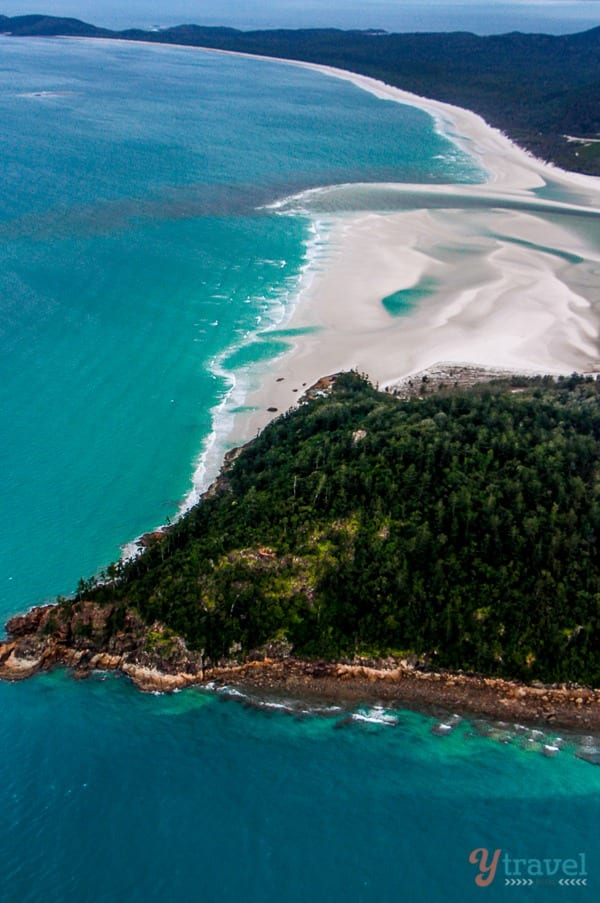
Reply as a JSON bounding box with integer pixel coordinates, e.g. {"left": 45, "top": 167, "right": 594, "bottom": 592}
{"left": 43, "top": 372, "right": 600, "bottom": 688}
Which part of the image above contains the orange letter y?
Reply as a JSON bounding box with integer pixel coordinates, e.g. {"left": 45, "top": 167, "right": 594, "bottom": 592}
{"left": 469, "top": 848, "right": 502, "bottom": 887}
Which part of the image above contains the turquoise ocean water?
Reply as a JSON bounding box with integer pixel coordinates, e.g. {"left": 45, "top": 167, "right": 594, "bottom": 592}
{"left": 1, "top": 38, "right": 599, "bottom": 902}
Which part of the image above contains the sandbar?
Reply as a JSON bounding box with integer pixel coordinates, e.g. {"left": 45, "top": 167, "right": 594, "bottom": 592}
{"left": 205, "top": 52, "right": 600, "bottom": 453}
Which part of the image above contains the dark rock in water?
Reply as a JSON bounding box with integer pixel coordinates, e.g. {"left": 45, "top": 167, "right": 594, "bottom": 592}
{"left": 431, "top": 722, "right": 454, "bottom": 736}
{"left": 575, "top": 749, "right": 600, "bottom": 765}
{"left": 542, "top": 744, "right": 560, "bottom": 758}
{"left": 471, "top": 720, "right": 495, "bottom": 737}
{"left": 575, "top": 737, "right": 600, "bottom": 765}
{"left": 334, "top": 715, "right": 355, "bottom": 730}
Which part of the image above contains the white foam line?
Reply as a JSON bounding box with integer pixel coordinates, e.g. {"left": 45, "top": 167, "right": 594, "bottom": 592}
{"left": 181, "top": 217, "right": 331, "bottom": 506}
{"left": 268, "top": 181, "right": 600, "bottom": 219}
{"left": 118, "top": 214, "right": 332, "bottom": 564}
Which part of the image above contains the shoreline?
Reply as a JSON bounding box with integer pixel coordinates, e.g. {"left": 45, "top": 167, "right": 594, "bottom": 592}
{"left": 72, "top": 36, "right": 600, "bottom": 195}
{"left": 206, "top": 660, "right": 600, "bottom": 736}
{"left": 141, "top": 39, "right": 600, "bottom": 468}
{"left": 1, "top": 603, "right": 599, "bottom": 732}
{"left": 2, "top": 640, "right": 599, "bottom": 735}
{"left": 58, "top": 35, "right": 600, "bottom": 517}
{"left": 228, "top": 202, "right": 600, "bottom": 446}
{"left": 82, "top": 36, "right": 600, "bottom": 198}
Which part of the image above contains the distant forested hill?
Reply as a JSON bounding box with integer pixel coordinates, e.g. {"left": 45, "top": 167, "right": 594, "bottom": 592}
{"left": 1, "top": 14, "right": 599, "bottom": 174}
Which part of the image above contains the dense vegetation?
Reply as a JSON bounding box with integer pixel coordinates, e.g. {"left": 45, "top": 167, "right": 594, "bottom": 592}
{"left": 2, "top": 15, "right": 600, "bottom": 175}
{"left": 82, "top": 374, "right": 600, "bottom": 685}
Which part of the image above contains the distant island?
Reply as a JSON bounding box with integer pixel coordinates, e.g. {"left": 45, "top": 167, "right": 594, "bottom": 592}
{"left": 1, "top": 14, "right": 599, "bottom": 175}
{"left": 2, "top": 373, "right": 600, "bottom": 729}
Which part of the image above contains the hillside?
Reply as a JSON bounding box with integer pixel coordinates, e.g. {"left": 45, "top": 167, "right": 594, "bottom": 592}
{"left": 30, "top": 372, "right": 600, "bottom": 688}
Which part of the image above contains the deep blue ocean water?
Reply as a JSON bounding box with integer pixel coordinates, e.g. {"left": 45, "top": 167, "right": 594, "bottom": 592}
{"left": 0, "top": 37, "right": 599, "bottom": 902}
{"left": 1, "top": 672, "right": 599, "bottom": 902}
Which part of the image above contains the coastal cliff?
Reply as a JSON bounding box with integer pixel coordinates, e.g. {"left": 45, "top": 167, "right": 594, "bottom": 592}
{"left": 0, "top": 602, "right": 204, "bottom": 692}
{"left": 1, "top": 600, "right": 599, "bottom": 730}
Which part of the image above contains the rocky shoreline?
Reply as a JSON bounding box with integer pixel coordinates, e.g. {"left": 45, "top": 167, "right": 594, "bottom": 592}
{"left": 1, "top": 601, "right": 599, "bottom": 732}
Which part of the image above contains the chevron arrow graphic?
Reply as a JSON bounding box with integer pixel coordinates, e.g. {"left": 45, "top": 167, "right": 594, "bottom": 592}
{"left": 504, "top": 878, "right": 534, "bottom": 886}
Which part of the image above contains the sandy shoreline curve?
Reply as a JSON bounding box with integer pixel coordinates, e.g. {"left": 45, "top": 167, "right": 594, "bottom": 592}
{"left": 131, "top": 40, "right": 598, "bottom": 463}
{"left": 88, "top": 36, "right": 600, "bottom": 197}
{"left": 71, "top": 34, "right": 600, "bottom": 511}
{"left": 55, "top": 37, "right": 600, "bottom": 530}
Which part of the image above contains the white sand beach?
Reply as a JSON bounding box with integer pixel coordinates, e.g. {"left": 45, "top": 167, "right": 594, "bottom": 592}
{"left": 90, "top": 39, "right": 600, "bottom": 495}
{"left": 78, "top": 40, "right": 600, "bottom": 456}
{"left": 210, "top": 53, "right": 600, "bottom": 448}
